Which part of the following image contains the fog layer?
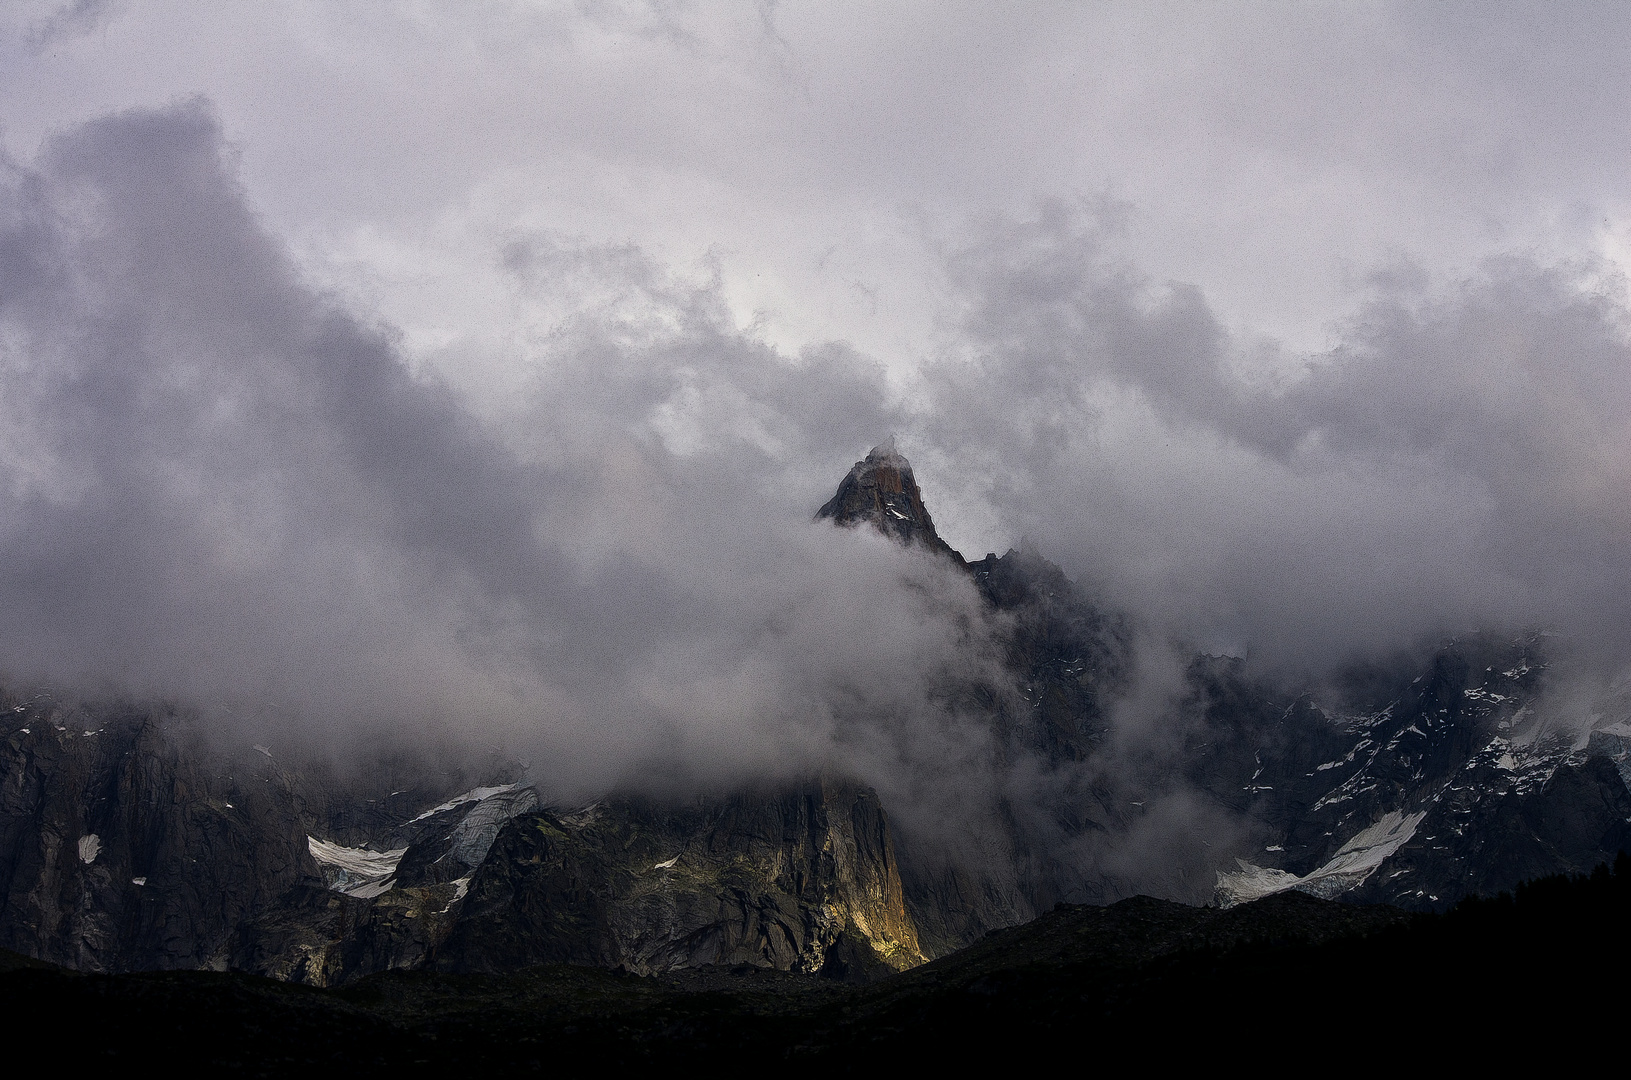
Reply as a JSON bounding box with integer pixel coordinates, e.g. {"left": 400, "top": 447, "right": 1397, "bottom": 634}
{"left": 0, "top": 104, "right": 1012, "bottom": 815}
{"left": 3, "top": 105, "right": 1630, "bottom": 894}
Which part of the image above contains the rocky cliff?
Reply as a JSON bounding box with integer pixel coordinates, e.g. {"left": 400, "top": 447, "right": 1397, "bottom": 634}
{"left": 814, "top": 443, "right": 1631, "bottom": 920}
{"left": 0, "top": 688, "right": 927, "bottom": 983}
{"left": 0, "top": 695, "right": 317, "bottom": 972}
{"left": 1193, "top": 635, "right": 1631, "bottom": 909}
{"left": 0, "top": 690, "right": 530, "bottom": 980}
{"left": 438, "top": 780, "right": 923, "bottom": 980}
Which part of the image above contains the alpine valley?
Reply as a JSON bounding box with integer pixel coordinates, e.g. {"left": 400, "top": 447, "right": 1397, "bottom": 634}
{"left": 2, "top": 446, "right": 1628, "bottom": 1030}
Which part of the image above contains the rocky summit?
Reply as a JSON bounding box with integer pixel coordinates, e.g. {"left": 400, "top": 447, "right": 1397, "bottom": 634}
{"left": 0, "top": 442, "right": 1628, "bottom": 989}
{"left": 815, "top": 439, "right": 963, "bottom": 562}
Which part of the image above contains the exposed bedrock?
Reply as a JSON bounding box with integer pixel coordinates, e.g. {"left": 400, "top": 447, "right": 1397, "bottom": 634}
{"left": 437, "top": 779, "right": 924, "bottom": 980}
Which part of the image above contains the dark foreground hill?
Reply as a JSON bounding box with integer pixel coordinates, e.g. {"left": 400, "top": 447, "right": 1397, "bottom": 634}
{"left": 6, "top": 855, "right": 1627, "bottom": 1074}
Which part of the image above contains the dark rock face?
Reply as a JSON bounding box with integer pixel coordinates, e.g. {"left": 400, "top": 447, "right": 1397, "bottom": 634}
{"left": 393, "top": 785, "right": 541, "bottom": 888}
{"left": 1350, "top": 752, "right": 1631, "bottom": 906}
{"left": 1193, "top": 635, "right": 1631, "bottom": 910}
{"left": 232, "top": 785, "right": 545, "bottom": 985}
{"left": 0, "top": 690, "right": 525, "bottom": 982}
{"left": 816, "top": 441, "right": 963, "bottom": 563}
{"left": 0, "top": 697, "right": 318, "bottom": 972}
{"left": 816, "top": 444, "right": 1631, "bottom": 918}
{"left": 231, "top": 879, "right": 473, "bottom": 986}
{"left": 814, "top": 446, "right": 1142, "bottom": 949}
{"left": 437, "top": 780, "right": 923, "bottom": 977}
{"left": 897, "top": 546, "right": 1140, "bottom": 954}
{"left": 0, "top": 691, "right": 927, "bottom": 983}
{"left": 968, "top": 546, "right": 1133, "bottom": 764}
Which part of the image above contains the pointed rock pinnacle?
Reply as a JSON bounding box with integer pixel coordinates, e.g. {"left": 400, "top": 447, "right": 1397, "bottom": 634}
{"left": 816, "top": 442, "right": 964, "bottom": 563}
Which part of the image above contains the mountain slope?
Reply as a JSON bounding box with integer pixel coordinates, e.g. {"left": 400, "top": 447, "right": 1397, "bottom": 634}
{"left": 1194, "top": 636, "right": 1631, "bottom": 909}
{"left": 436, "top": 780, "right": 923, "bottom": 978}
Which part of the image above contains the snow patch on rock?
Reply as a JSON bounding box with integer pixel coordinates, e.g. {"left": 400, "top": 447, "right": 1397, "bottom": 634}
{"left": 308, "top": 836, "right": 406, "bottom": 895}
{"left": 342, "top": 876, "right": 398, "bottom": 900}
{"left": 446, "top": 786, "right": 539, "bottom": 868}
{"left": 434, "top": 875, "right": 473, "bottom": 915}
{"left": 406, "top": 783, "right": 520, "bottom": 824}
{"left": 1216, "top": 809, "right": 1426, "bottom": 908}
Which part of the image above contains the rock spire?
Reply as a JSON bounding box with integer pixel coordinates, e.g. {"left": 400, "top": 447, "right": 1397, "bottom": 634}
{"left": 816, "top": 442, "right": 963, "bottom": 563}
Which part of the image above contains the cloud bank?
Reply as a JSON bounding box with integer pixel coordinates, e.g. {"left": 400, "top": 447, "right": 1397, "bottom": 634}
{"left": 0, "top": 104, "right": 1008, "bottom": 803}
{"left": 922, "top": 207, "right": 1631, "bottom": 672}
{"left": 4, "top": 101, "right": 1631, "bottom": 899}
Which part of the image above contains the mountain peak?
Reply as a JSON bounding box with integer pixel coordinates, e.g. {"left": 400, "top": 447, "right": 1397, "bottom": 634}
{"left": 816, "top": 442, "right": 963, "bottom": 562}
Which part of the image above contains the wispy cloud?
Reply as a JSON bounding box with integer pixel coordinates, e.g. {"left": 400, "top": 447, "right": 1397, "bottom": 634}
{"left": 23, "top": 0, "right": 121, "bottom": 56}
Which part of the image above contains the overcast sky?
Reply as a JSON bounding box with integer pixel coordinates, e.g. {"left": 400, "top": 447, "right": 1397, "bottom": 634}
{"left": 11, "top": 3, "right": 1631, "bottom": 366}
{"left": 3, "top": 1, "right": 1630, "bottom": 777}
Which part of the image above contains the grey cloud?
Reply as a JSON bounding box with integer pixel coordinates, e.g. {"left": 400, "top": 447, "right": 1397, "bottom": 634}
{"left": 923, "top": 205, "right": 1631, "bottom": 673}
{"left": 0, "top": 103, "right": 1033, "bottom": 872}
{"left": 22, "top": 0, "right": 120, "bottom": 55}
{"left": 8, "top": 101, "right": 1631, "bottom": 910}
{"left": 2, "top": 102, "right": 543, "bottom": 711}
{"left": 11, "top": 4, "right": 1631, "bottom": 383}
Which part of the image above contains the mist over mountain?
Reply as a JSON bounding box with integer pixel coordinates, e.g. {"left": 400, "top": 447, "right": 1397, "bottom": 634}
{"left": 2, "top": 96, "right": 1631, "bottom": 916}
{"left": 12, "top": 103, "right": 1631, "bottom": 701}
{"left": 5, "top": 424, "right": 1624, "bottom": 982}
{"left": 924, "top": 210, "right": 1631, "bottom": 674}
{"left": 5, "top": 10, "right": 1631, "bottom": 1049}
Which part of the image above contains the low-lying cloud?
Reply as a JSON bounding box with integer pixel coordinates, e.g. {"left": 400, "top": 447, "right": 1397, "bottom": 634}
{"left": 4, "top": 103, "right": 1630, "bottom": 903}
{"left": 0, "top": 102, "right": 1016, "bottom": 828}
